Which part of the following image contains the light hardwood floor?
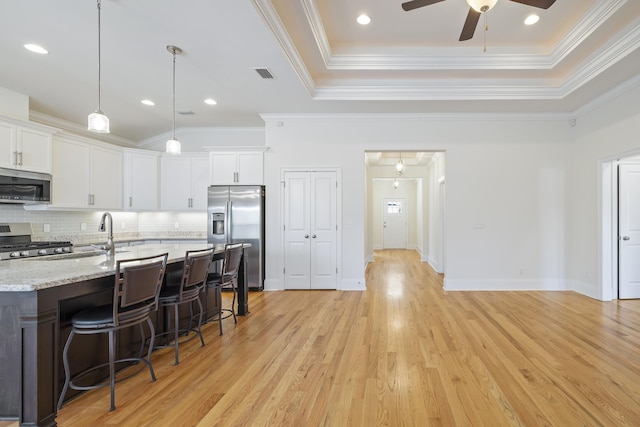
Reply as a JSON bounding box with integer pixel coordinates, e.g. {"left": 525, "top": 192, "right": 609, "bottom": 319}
{"left": 18, "top": 249, "right": 640, "bottom": 425}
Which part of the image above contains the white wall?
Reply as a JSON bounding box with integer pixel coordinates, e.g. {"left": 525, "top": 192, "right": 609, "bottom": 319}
{"left": 568, "top": 81, "right": 640, "bottom": 299}
{"left": 262, "top": 114, "right": 571, "bottom": 292}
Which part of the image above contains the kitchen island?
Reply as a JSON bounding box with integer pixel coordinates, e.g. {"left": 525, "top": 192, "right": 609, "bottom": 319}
{"left": 0, "top": 242, "right": 250, "bottom": 427}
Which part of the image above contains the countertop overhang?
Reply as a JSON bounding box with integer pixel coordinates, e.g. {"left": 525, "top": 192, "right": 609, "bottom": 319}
{"left": 0, "top": 242, "right": 221, "bottom": 292}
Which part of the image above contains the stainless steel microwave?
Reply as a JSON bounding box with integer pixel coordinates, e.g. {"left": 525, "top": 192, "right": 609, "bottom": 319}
{"left": 0, "top": 167, "right": 51, "bottom": 204}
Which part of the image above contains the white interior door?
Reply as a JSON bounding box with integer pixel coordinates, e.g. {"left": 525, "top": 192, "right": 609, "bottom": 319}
{"left": 383, "top": 198, "right": 407, "bottom": 249}
{"left": 284, "top": 171, "right": 311, "bottom": 289}
{"left": 619, "top": 164, "right": 640, "bottom": 299}
{"left": 310, "top": 172, "right": 337, "bottom": 289}
{"left": 284, "top": 170, "right": 337, "bottom": 289}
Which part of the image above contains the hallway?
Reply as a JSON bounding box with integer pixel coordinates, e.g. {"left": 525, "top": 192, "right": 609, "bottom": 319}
{"left": 26, "top": 250, "right": 640, "bottom": 426}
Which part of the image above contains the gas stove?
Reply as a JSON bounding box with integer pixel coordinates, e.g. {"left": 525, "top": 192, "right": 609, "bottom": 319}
{"left": 0, "top": 223, "right": 73, "bottom": 260}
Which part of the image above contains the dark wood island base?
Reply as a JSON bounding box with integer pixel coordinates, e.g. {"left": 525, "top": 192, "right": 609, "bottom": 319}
{"left": 0, "top": 243, "right": 250, "bottom": 427}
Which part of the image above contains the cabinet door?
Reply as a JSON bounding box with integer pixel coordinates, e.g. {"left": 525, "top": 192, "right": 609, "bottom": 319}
{"left": 18, "top": 128, "right": 52, "bottom": 173}
{"left": 237, "top": 152, "right": 263, "bottom": 184}
{"left": 0, "top": 122, "right": 16, "bottom": 169}
{"left": 210, "top": 152, "right": 237, "bottom": 185}
{"left": 91, "top": 146, "right": 122, "bottom": 210}
{"left": 161, "top": 156, "right": 192, "bottom": 210}
{"left": 191, "top": 157, "right": 209, "bottom": 210}
{"left": 124, "top": 152, "right": 158, "bottom": 210}
{"left": 51, "top": 138, "right": 91, "bottom": 207}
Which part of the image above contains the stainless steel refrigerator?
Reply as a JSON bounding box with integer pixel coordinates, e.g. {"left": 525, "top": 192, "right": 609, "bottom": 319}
{"left": 207, "top": 185, "right": 265, "bottom": 290}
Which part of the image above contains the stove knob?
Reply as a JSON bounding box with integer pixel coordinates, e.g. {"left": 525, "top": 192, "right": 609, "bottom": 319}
{"left": 54, "top": 247, "right": 64, "bottom": 254}
{"left": 38, "top": 249, "right": 48, "bottom": 255}
{"left": 10, "top": 251, "right": 20, "bottom": 258}
{"left": 20, "top": 251, "right": 30, "bottom": 257}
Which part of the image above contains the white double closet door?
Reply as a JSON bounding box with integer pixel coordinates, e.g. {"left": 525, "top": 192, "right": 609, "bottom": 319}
{"left": 283, "top": 170, "right": 337, "bottom": 289}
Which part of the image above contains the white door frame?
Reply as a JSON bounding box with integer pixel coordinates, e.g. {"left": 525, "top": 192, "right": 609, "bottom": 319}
{"left": 280, "top": 167, "right": 342, "bottom": 290}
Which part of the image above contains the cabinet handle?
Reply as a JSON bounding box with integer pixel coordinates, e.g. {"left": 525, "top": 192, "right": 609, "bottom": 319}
{"left": 188, "top": 198, "right": 192, "bottom": 208}
{"left": 13, "top": 151, "right": 18, "bottom": 166}
{"left": 129, "top": 196, "right": 133, "bottom": 208}
{"left": 88, "top": 194, "right": 95, "bottom": 206}
{"left": 17, "top": 152, "right": 23, "bottom": 166}
{"left": 312, "top": 234, "right": 316, "bottom": 238}
{"left": 234, "top": 171, "right": 238, "bottom": 183}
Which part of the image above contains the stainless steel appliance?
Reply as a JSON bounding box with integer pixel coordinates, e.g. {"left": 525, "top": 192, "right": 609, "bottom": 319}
{"left": 0, "top": 167, "right": 52, "bottom": 204}
{"left": 0, "top": 223, "right": 73, "bottom": 260}
{"left": 207, "top": 185, "right": 265, "bottom": 290}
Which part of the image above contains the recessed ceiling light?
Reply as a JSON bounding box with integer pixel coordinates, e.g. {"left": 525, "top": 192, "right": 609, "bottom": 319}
{"left": 357, "top": 14, "right": 371, "bottom": 25}
{"left": 524, "top": 14, "right": 540, "bottom": 25}
{"left": 141, "top": 99, "right": 155, "bottom": 106}
{"left": 24, "top": 44, "right": 48, "bottom": 54}
{"left": 204, "top": 98, "right": 217, "bottom": 105}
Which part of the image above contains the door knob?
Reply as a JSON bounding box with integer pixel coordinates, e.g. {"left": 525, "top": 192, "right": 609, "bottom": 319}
{"left": 312, "top": 234, "right": 316, "bottom": 238}
{"left": 304, "top": 234, "right": 309, "bottom": 239}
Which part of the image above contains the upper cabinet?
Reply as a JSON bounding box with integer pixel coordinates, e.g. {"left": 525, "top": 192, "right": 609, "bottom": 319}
{"left": 123, "top": 149, "right": 159, "bottom": 211}
{"left": 51, "top": 135, "right": 122, "bottom": 209}
{"left": 160, "top": 154, "right": 209, "bottom": 211}
{"left": 0, "top": 120, "right": 53, "bottom": 174}
{"left": 210, "top": 151, "right": 263, "bottom": 185}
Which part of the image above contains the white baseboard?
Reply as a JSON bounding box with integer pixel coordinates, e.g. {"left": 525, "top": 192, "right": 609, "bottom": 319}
{"left": 340, "top": 278, "right": 366, "bottom": 291}
{"left": 443, "top": 278, "right": 568, "bottom": 291}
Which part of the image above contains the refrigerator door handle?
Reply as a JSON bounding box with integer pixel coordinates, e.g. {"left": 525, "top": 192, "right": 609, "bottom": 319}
{"left": 226, "top": 200, "right": 232, "bottom": 243}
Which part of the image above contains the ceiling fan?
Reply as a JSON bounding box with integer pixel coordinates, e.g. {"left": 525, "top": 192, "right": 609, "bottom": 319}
{"left": 401, "top": 0, "right": 556, "bottom": 42}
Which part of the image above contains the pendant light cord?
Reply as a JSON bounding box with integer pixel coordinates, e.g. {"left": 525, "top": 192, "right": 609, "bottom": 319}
{"left": 97, "top": 0, "right": 102, "bottom": 112}
{"left": 172, "top": 49, "right": 176, "bottom": 140}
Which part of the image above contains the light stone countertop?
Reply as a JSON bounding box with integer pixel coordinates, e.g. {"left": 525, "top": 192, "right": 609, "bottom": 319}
{"left": 0, "top": 242, "right": 221, "bottom": 292}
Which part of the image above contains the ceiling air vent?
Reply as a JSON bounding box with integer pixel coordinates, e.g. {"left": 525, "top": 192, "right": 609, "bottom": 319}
{"left": 254, "top": 68, "right": 275, "bottom": 79}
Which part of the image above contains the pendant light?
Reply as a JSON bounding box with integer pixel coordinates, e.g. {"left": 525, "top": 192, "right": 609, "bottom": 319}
{"left": 393, "top": 178, "right": 400, "bottom": 189}
{"left": 166, "top": 45, "right": 182, "bottom": 154}
{"left": 87, "top": 0, "right": 109, "bottom": 133}
{"left": 396, "top": 152, "right": 405, "bottom": 174}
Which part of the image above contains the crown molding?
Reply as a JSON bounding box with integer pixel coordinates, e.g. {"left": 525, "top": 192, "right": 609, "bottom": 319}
{"left": 306, "top": 0, "right": 626, "bottom": 71}
{"left": 251, "top": 0, "right": 316, "bottom": 96}
{"left": 260, "top": 112, "right": 573, "bottom": 123}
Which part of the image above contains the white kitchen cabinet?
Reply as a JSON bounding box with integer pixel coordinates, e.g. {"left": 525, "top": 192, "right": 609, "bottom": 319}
{"left": 160, "top": 154, "right": 209, "bottom": 211}
{"left": 123, "top": 149, "right": 159, "bottom": 210}
{"left": 0, "top": 121, "right": 52, "bottom": 173}
{"left": 210, "top": 151, "right": 263, "bottom": 185}
{"left": 51, "top": 136, "right": 122, "bottom": 209}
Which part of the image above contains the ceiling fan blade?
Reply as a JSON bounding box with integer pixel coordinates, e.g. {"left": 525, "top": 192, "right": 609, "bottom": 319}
{"left": 508, "top": 0, "right": 556, "bottom": 9}
{"left": 401, "top": 0, "right": 446, "bottom": 12}
{"left": 459, "top": 7, "right": 481, "bottom": 41}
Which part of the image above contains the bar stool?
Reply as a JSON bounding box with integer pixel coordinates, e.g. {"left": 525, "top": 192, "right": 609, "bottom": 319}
{"left": 57, "top": 252, "right": 168, "bottom": 412}
{"left": 156, "top": 248, "right": 214, "bottom": 365}
{"left": 204, "top": 243, "right": 244, "bottom": 335}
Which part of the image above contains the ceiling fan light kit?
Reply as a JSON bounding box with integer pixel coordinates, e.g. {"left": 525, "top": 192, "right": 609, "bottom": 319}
{"left": 466, "top": 0, "right": 498, "bottom": 13}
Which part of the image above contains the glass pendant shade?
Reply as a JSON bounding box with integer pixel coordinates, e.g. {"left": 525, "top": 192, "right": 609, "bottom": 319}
{"left": 466, "top": 0, "right": 498, "bottom": 12}
{"left": 393, "top": 179, "right": 400, "bottom": 189}
{"left": 88, "top": 111, "right": 109, "bottom": 133}
{"left": 166, "top": 138, "right": 181, "bottom": 155}
{"left": 396, "top": 159, "right": 405, "bottom": 174}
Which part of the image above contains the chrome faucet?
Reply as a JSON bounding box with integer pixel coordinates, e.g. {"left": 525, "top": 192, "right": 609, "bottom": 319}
{"left": 98, "top": 212, "right": 115, "bottom": 257}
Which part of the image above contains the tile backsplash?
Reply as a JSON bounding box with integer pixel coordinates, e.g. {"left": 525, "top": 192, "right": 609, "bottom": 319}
{"left": 0, "top": 205, "right": 207, "bottom": 244}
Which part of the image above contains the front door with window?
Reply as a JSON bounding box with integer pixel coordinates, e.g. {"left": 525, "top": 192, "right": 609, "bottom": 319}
{"left": 383, "top": 198, "right": 407, "bottom": 249}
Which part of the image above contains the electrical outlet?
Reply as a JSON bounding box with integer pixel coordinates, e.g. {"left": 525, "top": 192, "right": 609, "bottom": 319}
{"left": 174, "top": 222, "right": 179, "bottom": 229}
{"left": 43, "top": 224, "right": 50, "bottom": 233}
{"left": 81, "top": 223, "right": 86, "bottom": 231}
